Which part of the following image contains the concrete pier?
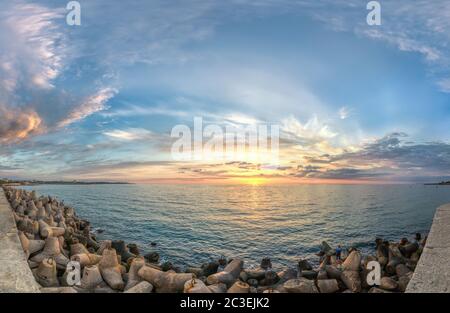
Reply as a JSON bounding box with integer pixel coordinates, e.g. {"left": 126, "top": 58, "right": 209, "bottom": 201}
{"left": 407, "top": 204, "right": 450, "bottom": 293}
{"left": 0, "top": 189, "right": 40, "bottom": 293}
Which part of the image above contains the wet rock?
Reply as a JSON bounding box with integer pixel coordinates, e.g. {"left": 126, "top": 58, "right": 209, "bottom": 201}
{"left": 201, "top": 261, "right": 219, "bottom": 277}
{"left": 300, "top": 270, "right": 318, "bottom": 280}
{"left": 260, "top": 257, "right": 272, "bottom": 270}
{"left": 260, "top": 270, "right": 279, "bottom": 286}
{"left": 111, "top": 240, "right": 136, "bottom": 263}
{"left": 127, "top": 243, "right": 140, "bottom": 256}
{"left": 284, "top": 278, "right": 318, "bottom": 293}
{"left": 298, "top": 259, "right": 313, "bottom": 271}
{"left": 247, "top": 279, "right": 259, "bottom": 287}
{"left": 317, "top": 279, "right": 339, "bottom": 293}
{"left": 245, "top": 269, "right": 266, "bottom": 281}
{"left": 144, "top": 251, "right": 160, "bottom": 263}
{"left": 277, "top": 268, "right": 298, "bottom": 283}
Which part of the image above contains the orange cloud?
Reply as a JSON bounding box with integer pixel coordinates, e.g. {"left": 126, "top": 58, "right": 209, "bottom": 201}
{"left": 0, "top": 104, "right": 43, "bottom": 143}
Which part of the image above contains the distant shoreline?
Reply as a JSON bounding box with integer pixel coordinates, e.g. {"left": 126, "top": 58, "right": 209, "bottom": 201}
{"left": 0, "top": 180, "right": 132, "bottom": 186}
{"left": 424, "top": 181, "right": 450, "bottom": 186}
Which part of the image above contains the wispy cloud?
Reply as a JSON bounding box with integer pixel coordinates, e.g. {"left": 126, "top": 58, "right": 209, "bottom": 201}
{"left": 103, "top": 128, "right": 153, "bottom": 141}
{"left": 58, "top": 88, "right": 118, "bottom": 128}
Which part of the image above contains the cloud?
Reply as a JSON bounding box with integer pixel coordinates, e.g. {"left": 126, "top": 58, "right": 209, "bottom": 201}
{"left": 0, "top": 1, "right": 66, "bottom": 92}
{"left": 282, "top": 115, "right": 337, "bottom": 142}
{"left": 437, "top": 78, "right": 450, "bottom": 93}
{"left": 103, "top": 128, "right": 154, "bottom": 141}
{"left": 338, "top": 106, "right": 352, "bottom": 120}
{"left": 58, "top": 88, "right": 118, "bottom": 127}
{"left": 0, "top": 104, "right": 43, "bottom": 143}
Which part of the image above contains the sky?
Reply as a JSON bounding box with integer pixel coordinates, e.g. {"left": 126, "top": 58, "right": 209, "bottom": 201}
{"left": 1, "top": 0, "right": 450, "bottom": 184}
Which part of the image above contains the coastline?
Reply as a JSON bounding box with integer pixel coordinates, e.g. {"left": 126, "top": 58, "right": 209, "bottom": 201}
{"left": 2, "top": 186, "right": 427, "bottom": 293}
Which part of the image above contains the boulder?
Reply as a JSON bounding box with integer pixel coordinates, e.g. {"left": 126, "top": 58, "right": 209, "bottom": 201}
{"left": 341, "top": 271, "right": 361, "bottom": 293}
{"left": 317, "top": 279, "right": 339, "bottom": 293}
{"left": 283, "top": 278, "right": 318, "bottom": 293}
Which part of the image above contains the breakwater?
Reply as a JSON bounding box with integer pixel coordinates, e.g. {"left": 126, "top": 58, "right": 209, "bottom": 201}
{"left": 2, "top": 186, "right": 429, "bottom": 293}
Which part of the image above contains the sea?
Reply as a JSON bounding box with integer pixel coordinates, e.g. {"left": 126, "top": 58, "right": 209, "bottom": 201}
{"left": 20, "top": 184, "right": 450, "bottom": 269}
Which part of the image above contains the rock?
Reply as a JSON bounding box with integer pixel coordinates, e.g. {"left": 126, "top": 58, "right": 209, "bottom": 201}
{"left": 207, "top": 258, "right": 243, "bottom": 287}
{"left": 263, "top": 289, "right": 280, "bottom": 293}
{"left": 277, "top": 268, "right": 298, "bottom": 283}
{"left": 395, "top": 264, "right": 412, "bottom": 277}
{"left": 206, "top": 271, "right": 235, "bottom": 287}
{"left": 124, "top": 257, "right": 145, "bottom": 291}
{"left": 208, "top": 283, "right": 228, "bottom": 293}
{"left": 186, "top": 267, "right": 204, "bottom": 277}
{"left": 341, "top": 271, "right": 361, "bottom": 293}
{"left": 161, "top": 261, "right": 174, "bottom": 272}
{"left": 38, "top": 220, "right": 65, "bottom": 238}
{"left": 30, "top": 237, "right": 69, "bottom": 270}
{"left": 124, "top": 281, "right": 153, "bottom": 293}
{"left": 224, "top": 258, "right": 244, "bottom": 278}
{"left": 260, "top": 257, "right": 272, "bottom": 270}
{"left": 80, "top": 265, "right": 104, "bottom": 290}
{"left": 111, "top": 240, "right": 136, "bottom": 263}
{"left": 247, "top": 279, "right": 258, "bottom": 287}
{"left": 342, "top": 250, "right": 361, "bottom": 271}
{"left": 317, "top": 270, "right": 328, "bottom": 280}
{"left": 127, "top": 243, "right": 140, "bottom": 255}
{"left": 98, "top": 248, "right": 125, "bottom": 290}
{"left": 317, "top": 279, "right": 339, "bottom": 293}
{"left": 369, "top": 287, "right": 392, "bottom": 293}
{"left": 320, "top": 241, "right": 333, "bottom": 256}
{"left": 324, "top": 265, "right": 342, "bottom": 280}
{"left": 228, "top": 281, "right": 250, "bottom": 293}
{"left": 41, "top": 287, "right": 78, "bottom": 293}
{"left": 284, "top": 278, "right": 318, "bottom": 293}
{"left": 201, "top": 261, "right": 219, "bottom": 277}
{"left": 139, "top": 266, "right": 193, "bottom": 293}
{"left": 70, "top": 243, "right": 89, "bottom": 256}
{"left": 260, "top": 270, "right": 279, "bottom": 286}
{"left": 34, "top": 258, "right": 59, "bottom": 287}
{"left": 245, "top": 269, "right": 266, "bottom": 280}
{"left": 379, "top": 277, "right": 398, "bottom": 291}
{"left": 71, "top": 253, "right": 102, "bottom": 267}
{"left": 300, "top": 270, "right": 318, "bottom": 280}
{"left": 298, "top": 259, "right": 313, "bottom": 271}
{"left": 18, "top": 231, "right": 45, "bottom": 258}
{"left": 184, "top": 279, "right": 212, "bottom": 293}
{"left": 397, "top": 272, "right": 413, "bottom": 292}
{"left": 386, "top": 258, "right": 402, "bottom": 275}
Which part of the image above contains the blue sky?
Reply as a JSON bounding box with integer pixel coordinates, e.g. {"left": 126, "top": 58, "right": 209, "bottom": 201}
{"left": 1, "top": 0, "right": 450, "bottom": 183}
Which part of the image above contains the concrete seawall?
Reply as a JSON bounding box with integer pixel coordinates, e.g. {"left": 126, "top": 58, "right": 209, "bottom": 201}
{"left": 0, "top": 189, "right": 40, "bottom": 293}
{"left": 407, "top": 203, "right": 450, "bottom": 293}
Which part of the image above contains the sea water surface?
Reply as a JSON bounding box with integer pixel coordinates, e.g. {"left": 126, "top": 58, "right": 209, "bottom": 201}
{"left": 20, "top": 184, "right": 450, "bottom": 269}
